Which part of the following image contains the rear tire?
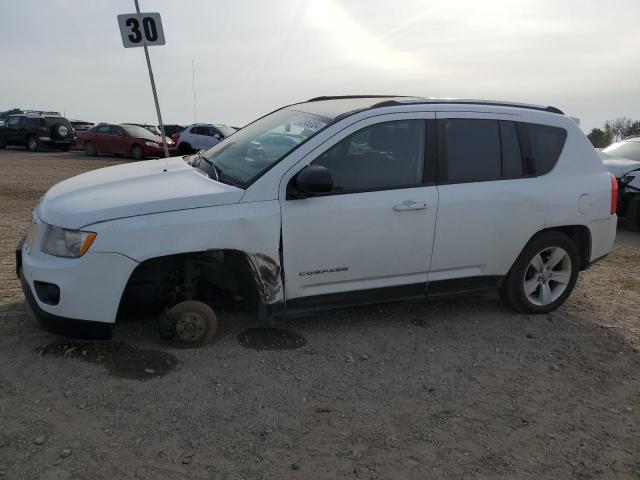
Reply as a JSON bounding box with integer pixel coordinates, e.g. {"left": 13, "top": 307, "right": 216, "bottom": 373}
{"left": 624, "top": 196, "right": 640, "bottom": 232}
{"left": 131, "top": 144, "right": 144, "bottom": 160}
{"left": 26, "top": 135, "right": 39, "bottom": 152}
{"left": 84, "top": 141, "right": 97, "bottom": 156}
{"left": 501, "top": 232, "right": 579, "bottom": 314}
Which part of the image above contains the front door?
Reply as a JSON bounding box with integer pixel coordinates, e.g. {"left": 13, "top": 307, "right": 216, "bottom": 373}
{"left": 280, "top": 113, "right": 439, "bottom": 302}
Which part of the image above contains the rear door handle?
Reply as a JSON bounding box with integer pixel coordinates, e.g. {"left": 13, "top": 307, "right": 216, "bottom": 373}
{"left": 393, "top": 201, "right": 429, "bottom": 211}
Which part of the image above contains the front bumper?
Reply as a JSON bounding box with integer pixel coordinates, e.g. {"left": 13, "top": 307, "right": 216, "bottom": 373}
{"left": 144, "top": 144, "right": 177, "bottom": 157}
{"left": 17, "top": 235, "right": 138, "bottom": 339}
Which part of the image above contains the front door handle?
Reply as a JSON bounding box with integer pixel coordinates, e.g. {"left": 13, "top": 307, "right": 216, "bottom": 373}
{"left": 393, "top": 201, "right": 429, "bottom": 211}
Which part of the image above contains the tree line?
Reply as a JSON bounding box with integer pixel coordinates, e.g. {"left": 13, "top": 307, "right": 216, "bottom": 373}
{"left": 588, "top": 117, "right": 640, "bottom": 148}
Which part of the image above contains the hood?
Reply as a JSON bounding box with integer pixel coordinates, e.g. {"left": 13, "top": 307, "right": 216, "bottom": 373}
{"left": 38, "top": 157, "right": 244, "bottom": 229}
{"left": 600, "top": 153, "right": 640, "bottom": 178}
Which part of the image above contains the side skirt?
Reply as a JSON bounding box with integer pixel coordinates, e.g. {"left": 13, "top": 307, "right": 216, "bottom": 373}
{"left": 267, "top": 276, "right": 503, "bottom": 320}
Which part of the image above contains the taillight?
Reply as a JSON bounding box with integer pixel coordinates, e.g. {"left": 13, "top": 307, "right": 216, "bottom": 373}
{"left": 39, "top": 126, "right": 47, "bottom": 132}
{"left": 610, "top": 173, "right": 618, "bottom": 215}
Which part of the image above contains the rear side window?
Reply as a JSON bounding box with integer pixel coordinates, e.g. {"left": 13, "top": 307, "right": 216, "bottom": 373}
{"left": 438, "top": 119, "right": 566, "bottom": 183}
{"left": 439, "top": 119, "right": 501, "bottom": 182}
{"left": 525, "top": 123, "right": 567, "bottom": 175}
{"left": 500, "top": 121, "right": 524, "bottom": 178}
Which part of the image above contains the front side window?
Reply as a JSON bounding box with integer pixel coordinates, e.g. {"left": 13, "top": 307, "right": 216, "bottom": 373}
{"left": 96, "top": 125, "right": 112, "bottom": 134}
{"left": 6, "top": 116, "right": 20, "bottom": 127}
{"left": 312, "top": 120, "right": 426, "bottom": 192}
{"left": 195, "top": 109, "right": 331, "bottom": 187}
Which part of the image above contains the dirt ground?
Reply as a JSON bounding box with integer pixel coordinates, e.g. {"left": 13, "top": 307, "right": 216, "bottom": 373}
{"left": 0, "top": 148, "right": 638, "bottom": 480}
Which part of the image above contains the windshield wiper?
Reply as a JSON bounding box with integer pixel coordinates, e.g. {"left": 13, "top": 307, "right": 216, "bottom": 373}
{"left": 192, "top": 150, "right": 220, "bottom": 182}
{"left": 190, "top": 150, "right": 245, "bottom": 188}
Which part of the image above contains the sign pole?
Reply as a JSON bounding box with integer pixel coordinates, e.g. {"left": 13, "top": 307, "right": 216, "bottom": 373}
{"left": 134, "top": 0, "right": 169, "bottom": 158}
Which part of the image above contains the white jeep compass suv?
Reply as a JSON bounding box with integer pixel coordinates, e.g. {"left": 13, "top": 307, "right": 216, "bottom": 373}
{"left": 17, "top": 96, "right": 618, "bottom": 345}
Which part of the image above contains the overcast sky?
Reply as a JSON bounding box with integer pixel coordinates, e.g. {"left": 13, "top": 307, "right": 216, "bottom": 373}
{"left": 1, "top": 0, "right": 639, "bottom": 132}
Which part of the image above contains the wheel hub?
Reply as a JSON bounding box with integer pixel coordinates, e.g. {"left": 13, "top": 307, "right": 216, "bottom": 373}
{"left": 175, "top": 312, "right": 206, "bottom": 342}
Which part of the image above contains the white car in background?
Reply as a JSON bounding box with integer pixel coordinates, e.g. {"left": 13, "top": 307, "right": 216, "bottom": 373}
{"left": 599, "top": 137, "right": 640, "bottom": 230}
{"left": 177, "top": 123, "right": 237, "bottom": 154}
{"left": 17, "top": 96, "right": 617, "bottom": 346}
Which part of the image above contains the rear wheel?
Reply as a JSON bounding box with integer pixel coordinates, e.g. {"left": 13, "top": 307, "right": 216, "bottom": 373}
{"left": 84, "top": 141, "right": 97, "bottom": 156}
{"left": 131, "top": 144, "right": 144, "bottom": 160}
{"left": 624, "top": 196, "right": 640, "bottom": 232}
{"left": 502, "top": 232, "right": 579, "bottom": 314}
{"left": 26, "top": 135, "right": 39, "bottom": 152}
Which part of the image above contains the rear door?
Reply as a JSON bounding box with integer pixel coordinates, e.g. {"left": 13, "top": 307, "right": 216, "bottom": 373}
{"left": 93, "top": 125, "right": 114, "bottom": 152}
{"left": 280, "top": 113, "right": 439, "bottom": 302}
{"left": 429, "top": 112, "right": 550, "bottom": 289}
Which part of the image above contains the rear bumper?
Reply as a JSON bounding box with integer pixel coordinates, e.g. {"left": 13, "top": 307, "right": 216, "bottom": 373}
{"left": 587, "top": 216, "right": 618, "bottom": 265}
{"left": 38, "top": 136, "right": 74, "bottom": 147}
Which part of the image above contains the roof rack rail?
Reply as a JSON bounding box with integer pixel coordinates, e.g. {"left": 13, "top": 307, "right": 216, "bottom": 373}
{"left": 307, "top": 95, "right": 405, "bottom": 102}
{"left": 368, "top": 98, "right": 564, "bottom": 115}
{"left": 23, "top": 110, "right": 61, "bottom": 116}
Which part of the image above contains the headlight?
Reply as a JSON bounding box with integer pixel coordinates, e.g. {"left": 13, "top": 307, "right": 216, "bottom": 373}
{"left": 42, "top": 225, "right": 97, "bottom": 258}
{"left": 145, "top": 141, "right": 159, "bottom": 147}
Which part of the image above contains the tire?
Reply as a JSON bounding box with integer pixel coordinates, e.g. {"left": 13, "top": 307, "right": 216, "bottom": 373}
{"left": 178, "top": 142, "right": 193, "bottom": 155}
{"left": 84, "top": 141, "right": 97, "bottom": 156}
{"left": 166, "top": 300, "right": 218, "bottom": 347}
{"left": 131, "top": 144, "right": 144, "bottom": 160}
{"left": 624, "top": 196, "right": 640, "bottom": 232}
{"left": 501, "top": 232, "right": 579, "bottom": 314}
{"left": 26, "top": 135, "right": 39, "bottom": 152}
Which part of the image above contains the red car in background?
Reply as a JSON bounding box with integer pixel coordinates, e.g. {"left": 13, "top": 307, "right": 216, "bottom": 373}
{"left": 77, "top": 123, "right": 176, "bottom": 160}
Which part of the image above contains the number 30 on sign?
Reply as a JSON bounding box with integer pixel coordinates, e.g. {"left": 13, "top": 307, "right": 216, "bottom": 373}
{"left": 117, "top": 12, "right": 165, "bottom": 48}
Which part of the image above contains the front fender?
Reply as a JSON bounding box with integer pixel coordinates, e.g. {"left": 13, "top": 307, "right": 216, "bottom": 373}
{"left": 88, "top": 201, "right": 283, "bottom": 303}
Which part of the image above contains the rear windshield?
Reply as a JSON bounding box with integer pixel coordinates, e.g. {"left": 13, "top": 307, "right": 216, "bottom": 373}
{"left": 44, "top": 116, "right": 71, "bottom": 127}
{"left": 215, "top": 125, "right": 237, "bottom": 137}
{"left": 122, "top": 125, "right": 159, "bottom": 140}
{"left": 603, "top": 141, "right": 640, "bottom": 162}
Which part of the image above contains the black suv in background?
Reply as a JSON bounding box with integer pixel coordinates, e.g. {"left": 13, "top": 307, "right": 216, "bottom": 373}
{"left": 0, "top": 111, "right": 75, "bottom": 151}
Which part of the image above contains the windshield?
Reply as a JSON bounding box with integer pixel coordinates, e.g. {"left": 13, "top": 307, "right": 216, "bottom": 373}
{"left": 214, "top": 124, "right": 237, "bottom": 137}
{"left": 122, "top": 125, "right": 160, "bottom": 141}
{"left": 192, "top": 109, "right": 331, "bottom": 186}
{"left": 603, "top": 141, "right": 640, "bottom": 162}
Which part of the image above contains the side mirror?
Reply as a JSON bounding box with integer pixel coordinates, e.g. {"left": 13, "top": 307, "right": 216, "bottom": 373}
{"left": 290, "top": 165, "right": 333, "bottom": 198}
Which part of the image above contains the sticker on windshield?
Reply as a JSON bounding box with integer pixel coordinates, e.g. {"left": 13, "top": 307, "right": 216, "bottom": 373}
{"left": 292, "top": 118, "right": 327, "bottom": 132}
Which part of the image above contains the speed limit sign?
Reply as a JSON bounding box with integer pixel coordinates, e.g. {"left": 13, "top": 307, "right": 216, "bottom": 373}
{"left": 117, "top": 12, "right": 165, "bottom": 48}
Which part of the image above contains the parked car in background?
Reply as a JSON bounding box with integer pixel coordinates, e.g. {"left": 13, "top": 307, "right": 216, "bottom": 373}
{"left": 0, "top": 111, "right": 74, "bottom": 151}
{"left": 77, "top": 123, "right": 176, "bottom": 160}
{"left": 600, "top": 139, "right": 640, "bottom": 230}
{"left": 124, "top": 123, "right": 162, "bottom": 136}
{"left": 161, "top": 124, "right": 185, "bottom": 138}
{"left": 177, "top": 123, "right": 237, "bottom": 154}
{"left": 17, "top": 96, "right": 617, "bottom": 345}
{"left": 70, "top": 120, "right": 94, "bottom": 132}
